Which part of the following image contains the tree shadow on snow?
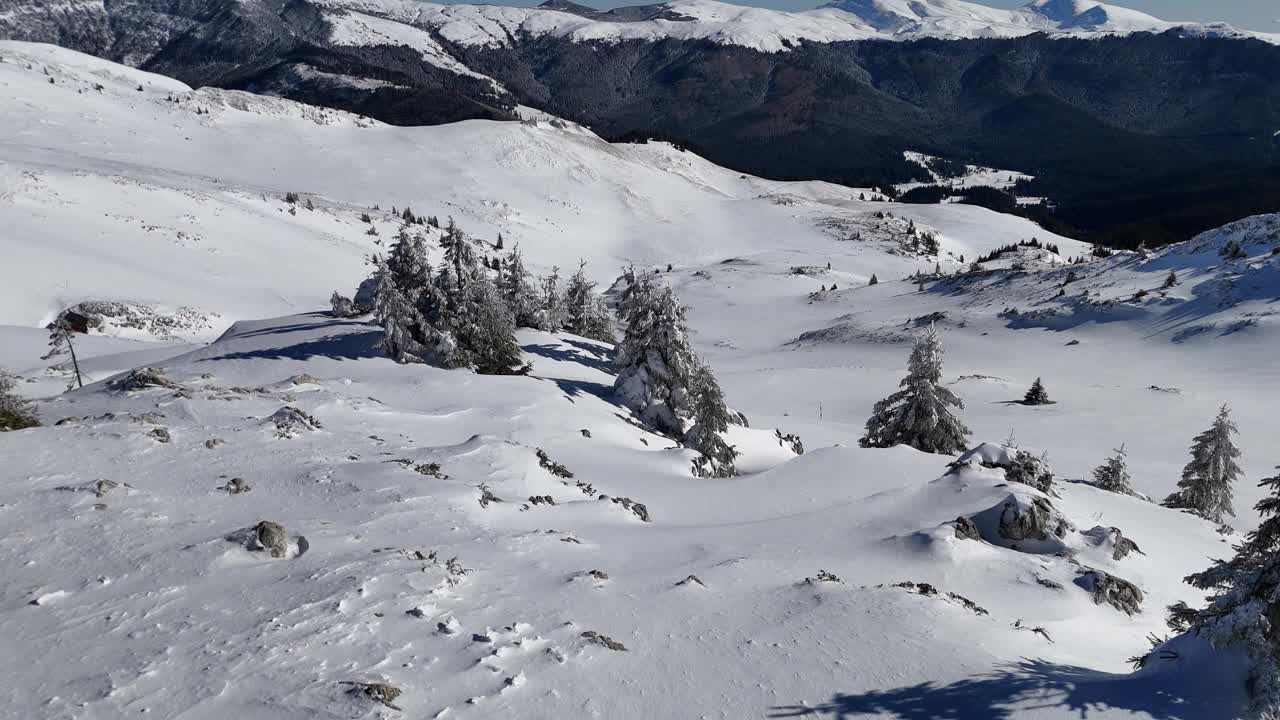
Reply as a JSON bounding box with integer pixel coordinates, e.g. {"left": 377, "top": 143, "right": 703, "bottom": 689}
{"left": 522, "top": 341, "right": 615, "bottom": 374}
{"left": 545, "top": 378, "right": 615, "bottom": 404}
{"left": 198, "top": 326, "right": 384, "bottom": 363}
{"left": 769, "top": 659, "right": 1226, "bottom": 720}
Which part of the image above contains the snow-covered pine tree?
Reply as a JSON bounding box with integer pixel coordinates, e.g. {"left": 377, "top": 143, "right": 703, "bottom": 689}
{"left": 1023, "top": 377, "right": 1051, "bottom": 405}
{"left": 461, "top": 278, "right": 525, "bottom": 375}
{"left": 0, "top": 368, "right": 39, "bottom": 431}
{"left": 538, "top": 267, "right": 566, "bottom": 332}
{"left": 43, "top": 317, "right": 83, "bottom": 390}
{"left": 1092, "top": 445, "right": 1135, "bottom": 495}
{"left": 1163, "top": 405, "right": 1242, "bottom": 526}
{"left": 613, "top": 273, "right": 699, "bottom": 437}
{"left": 584, "top": 296, "right": 616, "bottom": 344}
{"left": 684, "top": 363, "right": 738, "bottom": 478}
{"left": 859, "top": 324, "right": 970, "bottom": 454}
{"left": 1171, "top": 466, "right": 1280, "bottom": 717}
{"left": 385, "top": 226, "right": 431, "bottom": 299}
{"left": 563, "top": 260, "right": 615, "bottom": 343}
{"left": 433, "top": 221, "right": 521, "bottom": 373}
{"left": 497, "top": 245, "right": 541, "bottom": 329}
{"left": 564, "top": 260, "right": 594, "bottom": 333}
{"left": 373, "top": 258, "right": 427, "bottom": 364}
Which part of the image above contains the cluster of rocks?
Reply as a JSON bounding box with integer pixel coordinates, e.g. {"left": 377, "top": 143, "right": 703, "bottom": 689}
{"left": 605, "top": 495, "right": 649, "bottom": 522}
{"left": 264, "top": 405, "right": 322, "bottom": 438}
{"left": 946, "top": 442, "right": 1146, "bottom": 615}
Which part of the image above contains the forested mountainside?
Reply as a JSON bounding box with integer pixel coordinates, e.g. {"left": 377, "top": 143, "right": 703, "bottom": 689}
{"left": 3, "top": 0, "right": 1278, "bottom": 245}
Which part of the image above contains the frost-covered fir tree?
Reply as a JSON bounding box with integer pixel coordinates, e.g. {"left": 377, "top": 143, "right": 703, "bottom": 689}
{"left": 684, "top": 363, "right": 739, "bottom": 478}
{"left": 1171, "top": 466, "right": 1280, "bottom": 718}
{"left": 1163, "top": 405, "right": 1242, "bottom": 526}
{"left": 373, "top": 257, "right": 428, "bottom": 364}
{"left": 385, "top": 227, "right": 431, "bottom": 296}
{"left": 460, "top": 279, "right": 525, "bottom": 375}
{"left": 538, "top": 267, "right": 566, "bottom": 332}
{"left": 0, "top": 368, "right": 39, "bottom": 431}
{"left": 435, "top": 221, "right": 522, "bottom": 374}
{"left": 563, "top": 260, "right": 615, "bottom": 343}
{"left": 860, "top": 325, "right": 969, "bottom": 454}
{"left": 43, "top": 317, "right": 83, "bottom": 390}
{"left": 497, "top": 245, "right": 541, "bottom": 329}
{"left": 614, "top": 271, "right": 699, "bottom": 436}
{"left": 1092, "top": 445, "right": 1135, "bottom": 496}
{"left": 1023, "top": 377, "right": 1051, "bottom": 405}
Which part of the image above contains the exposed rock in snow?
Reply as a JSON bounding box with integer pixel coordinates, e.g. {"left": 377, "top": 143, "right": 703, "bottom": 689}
{"left": 1075, "top": 567, "right": 1144, "bottom": 615}
{"left": 970, "top": 492, "right": 1075, "bottom": 554}
{"left": 254, "top": 520, "right": 290, "bottom": 559}
{"left": 1081, "top": 525, "right": 1144, "bottom": 561}
{"left": 106, "top": 367, "right": 179, "bottom": 392}
{"left": 264, "top": 405, "right": 322, "bottom": 437}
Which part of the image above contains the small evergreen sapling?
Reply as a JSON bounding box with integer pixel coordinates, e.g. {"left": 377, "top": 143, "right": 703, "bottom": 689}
{"left": 1163, "top": 405, "right": 1242, "bottom": 526}
{"left": 0, "top": 369, "right": 39, "bottom": 431}
{"left": 497, "top": 245, "right": 541, "bottom": 329}
{"left": 563, "top": 260, "right": 615, "bottom": 343}
{"left": 538, "top": 267, "right": 566, "bottom": 332}
{"left": 43, "top": 317, "right": 83, "bottom": 390}
{"left": 1092, "top": 445, "right": 1135, "bottom": 496}
{"left": 330, "top": 291, "right": 358, "bottom": 318}
{"left": 1023, "top": 377, "right": 1051, "bottom": 405}
{"left": 860, "top": 325, "right": 969, "bottom": 454}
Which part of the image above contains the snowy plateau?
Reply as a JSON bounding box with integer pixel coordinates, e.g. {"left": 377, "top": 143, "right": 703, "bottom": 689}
{"left": 1, "top": 35, "right": 1280, "bottom": 720}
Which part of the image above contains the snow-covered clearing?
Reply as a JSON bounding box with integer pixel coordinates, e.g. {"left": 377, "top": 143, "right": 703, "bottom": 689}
{"left": 1, "top": 41, "right": 1277, "bottom": 719}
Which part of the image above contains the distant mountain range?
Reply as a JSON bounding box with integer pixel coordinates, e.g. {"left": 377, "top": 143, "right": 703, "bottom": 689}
{"left": 3, "top": 0, "right": 1279, "bottom": 246}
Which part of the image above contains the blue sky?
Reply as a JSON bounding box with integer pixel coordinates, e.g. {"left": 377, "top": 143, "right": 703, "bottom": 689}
{"left": 492, "top": 0, "right": 1278, "bottom": 32}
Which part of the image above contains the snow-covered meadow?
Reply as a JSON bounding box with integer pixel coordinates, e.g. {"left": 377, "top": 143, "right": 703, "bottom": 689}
{"left": 1, "top": 41, "right": 1278, "bottom": 719}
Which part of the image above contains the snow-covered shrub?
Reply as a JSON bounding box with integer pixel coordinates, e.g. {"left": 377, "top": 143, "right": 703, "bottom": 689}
{"left": 952, "top": 442, "right": 1054, "bottom": 495}
{"left": 329, "top": 291, "right": 359, "bottom": 318}
{"left": 0, "top": 369, "right": 39, "bottom": 431}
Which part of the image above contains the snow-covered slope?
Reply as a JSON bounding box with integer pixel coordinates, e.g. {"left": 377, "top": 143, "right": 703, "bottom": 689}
{"left": 0, "top": 39, "right": 1080, "bottom": 338}
{"left": 312, "top": 0, "right": 1280, "bottom": 54}
{"left": 2, "top": 41, "right": 1278, "bottom": 720}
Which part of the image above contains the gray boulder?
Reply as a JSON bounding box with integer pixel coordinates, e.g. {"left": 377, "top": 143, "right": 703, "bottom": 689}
{"left": 1075, "top": 568, "right": 1144, "bottom": 615}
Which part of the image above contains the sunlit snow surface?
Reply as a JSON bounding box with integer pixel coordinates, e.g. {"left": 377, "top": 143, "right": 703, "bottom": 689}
{"left": 1, "top": 41, "right": 1276, "bottom": 719}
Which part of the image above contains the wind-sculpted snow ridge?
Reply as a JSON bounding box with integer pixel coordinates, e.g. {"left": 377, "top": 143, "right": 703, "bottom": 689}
{"left": 314, "top": 0, "right": 1280, "bottom": 53}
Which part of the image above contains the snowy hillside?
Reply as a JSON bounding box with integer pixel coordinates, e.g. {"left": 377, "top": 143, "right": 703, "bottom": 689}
{"left": 2, "top": 41, "right": 1279, "bottom": 720}
{"left": 313, "top": 0, "right": 1280, "bottom": 55}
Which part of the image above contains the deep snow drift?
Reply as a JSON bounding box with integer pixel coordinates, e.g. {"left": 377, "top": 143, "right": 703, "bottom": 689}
{"left": 1, "top": 41, "right": 1277, "bottom": 719}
